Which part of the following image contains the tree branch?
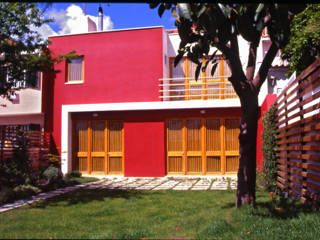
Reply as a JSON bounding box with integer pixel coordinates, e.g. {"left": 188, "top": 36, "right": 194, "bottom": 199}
{"left": 246, "top": 42, "right": 258, "bottom": 82}
{"left": 253, "top": 42, "right": 279, "bottom": 92}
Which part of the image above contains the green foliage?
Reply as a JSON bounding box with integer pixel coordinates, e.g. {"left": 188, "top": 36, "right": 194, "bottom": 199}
{"left": 0, "top": 186, "right": 14, "bottom": 204}
{"left": 0, "top": 3, "right": 78, "bottom": 98}
{"left": 13, "top": 184, "right": 41, "bottom": 200}
{"left": 150, "top": 3, "right": 306, "bottom": 80}
{"left": 0, "top": 3, "right": 51, "bottom": 98}
{"left": 0, "top": 128, "right": 31, "bottom": 186}
{"left": 282, "top": 4, "right": 320, "bottom": 76}
{"left": 65, "top": 170, "right": 82, "bottom": 179}
{"left": 42, "top": 166, "right": 63, "bottom": 184}
{"left": 262, "top": 104, "right": 278, "bottom": 191}
{"left": 47, "top": 154, "right": 61, "bottom": 167}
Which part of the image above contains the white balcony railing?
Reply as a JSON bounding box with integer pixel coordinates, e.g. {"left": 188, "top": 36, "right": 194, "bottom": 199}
{"left": 159, "top": 76, "right": 238, "bottom": 101}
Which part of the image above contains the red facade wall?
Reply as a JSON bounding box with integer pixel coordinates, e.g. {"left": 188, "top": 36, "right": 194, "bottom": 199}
{"left": 256, "top": 94, "right": 277, "bottom": 171}
{"left": 72, "top": 107, "right": 241, "bottom": 176}
{"left": 46, "top": 27, "right": 164, "bottom": 153}
{"left": 124, "top": 121, "right": 165, "bottom": 177}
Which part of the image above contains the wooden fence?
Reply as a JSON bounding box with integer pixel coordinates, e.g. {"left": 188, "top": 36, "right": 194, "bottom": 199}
{"left": 274, "top": 58, "right": 320, "bottom": 203}
{"left": 0, "top": 127, "right": 51, "bottom": 170}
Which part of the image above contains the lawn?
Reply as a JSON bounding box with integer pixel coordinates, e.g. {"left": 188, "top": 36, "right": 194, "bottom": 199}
{"left": 0, "top": 188, "right": 319, "bottom": 239}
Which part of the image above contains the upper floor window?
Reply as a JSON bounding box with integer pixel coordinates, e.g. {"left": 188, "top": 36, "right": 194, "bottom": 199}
{"left": 66, "top": 57, "right": 84, "bottom": 83}
{"left": 165, "top": 56, "right": 235, "bottom": 100}
{"left": 0, "top": 66, "right": 39, "bottom": 89}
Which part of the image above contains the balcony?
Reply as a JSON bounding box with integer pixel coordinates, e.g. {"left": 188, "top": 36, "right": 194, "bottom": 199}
{"left": 159, "top": 76, "right": 238, "bottom": 101}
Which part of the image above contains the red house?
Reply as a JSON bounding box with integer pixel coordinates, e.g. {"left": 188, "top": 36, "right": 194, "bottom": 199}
{"left": 45, "top": 26, "right": 289, "bottom": 177}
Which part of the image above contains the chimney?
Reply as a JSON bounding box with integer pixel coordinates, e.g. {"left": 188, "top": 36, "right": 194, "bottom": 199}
{"left": 98, "top": 6, "right": 103, "bottom": 31}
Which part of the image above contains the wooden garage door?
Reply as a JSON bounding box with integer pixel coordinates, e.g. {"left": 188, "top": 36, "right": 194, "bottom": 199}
{"left": 167, "top": 118, "right": 239, "bottom": 175}
{"left": 73, "top": 120, "right": 123, "bottom": 174}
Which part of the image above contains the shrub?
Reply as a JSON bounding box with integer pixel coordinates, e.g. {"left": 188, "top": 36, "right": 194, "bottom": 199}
{"left": 0, "top": 186, "right": 14, "bottom": 204}
{"left": 47, "top": 154, "right": 61, "bottom": 167}
{"left": 42, "top": 166, "right": 63, "bottom": 184}
{"left": 0, "top": 128, "right": 31, "bottom": 186}
{"left": 13, "top": 184, "right": 42, "bottom": 200}
{"left": 262, "top": 104, "right": 278, "bottom": 191}
{"left": 65, "top": 170, "right": 82, "bottom": 179}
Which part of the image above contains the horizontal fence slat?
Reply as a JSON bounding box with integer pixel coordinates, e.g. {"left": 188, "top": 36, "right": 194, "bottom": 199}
{"left": 274, "top": 59, "right": 320, "bottom": 204}
{"left": 276, "top": 123, "right": 320, "bottom": 139}
{"left": 277, "top": 145, "right": 320, "bottom": 151}
{"left": 275, "top": 58, "right": 320, "bottom": 104}
{"left": 275, "top": 73, "right": 320, "bottom": 117}
{"left": 277, "top": 153, "right": 320, "bottom": 162}
{"left": 277, "top": 134, "right": 320, "bottom": 145}
{"left": 277, "top": 159, "right": 320, "bottom": 172}
{"left": 276, "top": 102, "right": 320, "bottom": 128}
{"left": 0, "top": 128, "right": 51, "bottom": 171}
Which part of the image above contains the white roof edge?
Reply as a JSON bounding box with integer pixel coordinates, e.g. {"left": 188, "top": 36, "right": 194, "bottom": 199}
{"left": 62, "top": 100, "right": 241, "bottom": 113}
{"left": 48, "top": 26, "right": 164, "bottom": 38}
{"left": 0, "top": 112, "right": 44, "bottom": 117}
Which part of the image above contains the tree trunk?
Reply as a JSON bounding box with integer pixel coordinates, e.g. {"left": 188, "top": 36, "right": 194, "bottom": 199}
{"left": 236, "top": 90, "right": 259, "bottom": 207}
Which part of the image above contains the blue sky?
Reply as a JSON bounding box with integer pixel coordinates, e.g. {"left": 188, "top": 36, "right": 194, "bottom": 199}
{"left": 37, "top": 2, "right": 176, "bottom": 35}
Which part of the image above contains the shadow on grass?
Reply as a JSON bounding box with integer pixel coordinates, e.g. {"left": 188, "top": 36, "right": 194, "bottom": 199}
{"left": 221, "top": 198, "right": 316, "bottom": 220}
{"left": 31, "top": 189, "right": 155, "bottom": 209}
{"left": 251, "top": 200, "right": 316, "bottom": 219}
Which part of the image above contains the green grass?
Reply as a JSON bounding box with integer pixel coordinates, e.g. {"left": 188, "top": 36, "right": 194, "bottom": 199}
{"left": 68, "top": 176, "right": 99, "bottom": 184}
{"left": 0, "top": 189, "right": 319, "bottom": 239}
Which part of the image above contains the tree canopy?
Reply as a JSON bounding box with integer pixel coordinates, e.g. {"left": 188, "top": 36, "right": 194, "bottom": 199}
{"left": 282, "top": 4, "right": 320, "bottom": 75}
{"left": 151, "top": 3, "right": 306, "bottom": 207}
{"left": 0, "top": 2, "right": 75, "bottom": 99}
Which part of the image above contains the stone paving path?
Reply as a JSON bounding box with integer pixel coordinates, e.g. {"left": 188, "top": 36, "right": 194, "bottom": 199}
{"left": 0, "top": 176, "right": 237, "bottom": 214}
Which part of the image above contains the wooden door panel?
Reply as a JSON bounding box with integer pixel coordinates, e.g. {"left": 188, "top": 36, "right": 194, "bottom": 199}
{"left": 73, "top": 120, "right": 123, "bottom": 175}
{"left": 206, "top": 156, "right": 221, "bottom": 172}
{"left": 225, "top": 119, "right": 240, "bottom": 173}
{"left": 91, "top": 121, "right": 105, "bottom": 172}
{"left": 206, "top": 119, "right": 222, "bottom": 173}
{"left": 108, "top": 121, "right": 123, "bottom": 173}
{"left": 75, "top": 121, "right": 88, "bottom": 172}
{"left": 168, "top": 156, "right": 183, "bottom": 172}
{"left": 166, "top": 117, "right": 239, "bottom": 175}
{"left": 167, "top": 120, "right": 184, "bottom": 173}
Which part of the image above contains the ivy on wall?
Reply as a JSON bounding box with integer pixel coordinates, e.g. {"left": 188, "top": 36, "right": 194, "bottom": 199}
{"left": 261, "top": 104, "right": 278, "bottom": 191}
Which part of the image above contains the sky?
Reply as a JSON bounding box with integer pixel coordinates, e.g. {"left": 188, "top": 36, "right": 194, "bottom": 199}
{"left": 36, "top": 3, "right": 176, "bottom": 38}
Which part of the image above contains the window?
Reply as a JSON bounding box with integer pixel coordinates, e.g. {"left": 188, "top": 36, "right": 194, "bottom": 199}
{"left": 0, "top": 66, "right": 39, "bottom": 89}
{"left": 67, "top": 58, "right": 84, "bottom": 83}
{"left": 169, "top": 56, "right": 234, "bottom": 100}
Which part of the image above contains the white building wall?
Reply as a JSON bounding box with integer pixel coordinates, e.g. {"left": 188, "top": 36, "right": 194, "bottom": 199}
{"left": 0, "top": 75, "right": 44, "bottom": 127}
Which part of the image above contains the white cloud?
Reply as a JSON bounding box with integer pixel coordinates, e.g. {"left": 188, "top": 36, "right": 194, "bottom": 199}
{"left": 32, "top": 23, "right": 57, "bottom": 39}
{"left": 48, "top": 4, "right": 113, "bottom": 35}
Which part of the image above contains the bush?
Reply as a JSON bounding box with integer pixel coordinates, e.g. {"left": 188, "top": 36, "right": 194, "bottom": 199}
{"left": 0, "top": 186, "right": 14, "bottom": 204}
{"left": 42, "top": 166, "right": 63, "bottom": 184}
{"left": 47, "top": 154, "right": 61, "bottom": 167}
{"left": 262, "top": 104, "right": 278, "bottom": 191}
{"left": 0, "top": 128, "right": 31, "bottom": 187}
{"left": 65, "top": 170, "right": 82, "bottom": 179}
{"left": 13, "top": 184, "right": 42, "bottom": 200}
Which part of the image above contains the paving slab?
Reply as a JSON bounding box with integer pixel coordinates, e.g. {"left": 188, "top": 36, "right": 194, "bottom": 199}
{"left": 173, "top": 179, "right": 198, "bottom": 190}
{"left": 190, "top": 179, "right": 212, "bottom": 190}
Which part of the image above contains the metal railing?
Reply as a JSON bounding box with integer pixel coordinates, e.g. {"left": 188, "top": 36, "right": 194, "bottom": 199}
{"left": 159, "top": 76, "right": 238, "bottom": 101}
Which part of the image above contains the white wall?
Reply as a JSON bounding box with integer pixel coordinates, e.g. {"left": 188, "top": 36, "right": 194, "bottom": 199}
{"left": 0, "top": 75, "right": 44, "bottom": 127}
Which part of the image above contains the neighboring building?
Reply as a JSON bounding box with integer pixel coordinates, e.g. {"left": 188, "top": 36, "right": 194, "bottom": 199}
{"left": 44, "top": 26, "right": 289, "bottom": 177}
{"left": 0, "top": 72, "right": 45, "bottom": 131}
